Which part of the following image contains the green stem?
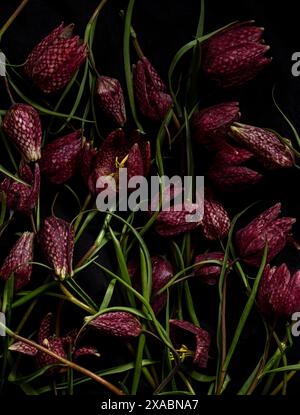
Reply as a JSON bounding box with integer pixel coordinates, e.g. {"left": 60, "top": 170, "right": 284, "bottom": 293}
{"left": 123, "top": 0, "right": 144, "bottom": 132}
{"left": 0, "top": 0, "right": 30, "bottom": 41}
{"left": 1, "top": 322, "right": 124, "bottom": 395}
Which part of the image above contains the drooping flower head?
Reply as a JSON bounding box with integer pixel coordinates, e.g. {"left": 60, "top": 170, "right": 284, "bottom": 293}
{"left": 2, "top": 104, "right": 42, "bottom": 161}
{"left": 25, "top": 23, "right": 87, "bottom": 93}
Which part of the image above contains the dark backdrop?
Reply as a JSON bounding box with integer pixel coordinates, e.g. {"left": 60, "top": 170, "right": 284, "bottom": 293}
{"left": 1, "top": 0, "right": 300, "bottom": 395}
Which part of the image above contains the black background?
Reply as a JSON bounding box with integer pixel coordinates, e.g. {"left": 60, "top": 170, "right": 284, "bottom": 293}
{"left": 1, "top": 0, "right": 300, "bottom": 397}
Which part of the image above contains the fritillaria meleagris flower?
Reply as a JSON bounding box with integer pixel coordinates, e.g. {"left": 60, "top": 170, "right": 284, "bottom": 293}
{"left": 40, "top": 130, "right": 82, "bottom": 184}
{"left": 1, "top": 163, "right": 40, "bottom": 215}
{"left": 199, "top": 191, "right": 231, "bottom": 240}
{"left": 258, "top": 264, "right": 300, "bottom": 317}
{"left": 133, "top": 56, "right": 172, "bottom": 121}
{"left": 2, "top": 104, "right": 42, "bottom": 161}
{"left": 213, "top": 143, "right": 254, "bottom": 166}
{"left": 128, "top": 256, "right": 174, "bottom": 315}
{"left": 169, "top": 319, "right": 211, "bottom": 368}
{"left": 192, "top": 102, "right": 240, "bottom": 149}
{"left": 39, "top": 216, "right": 74, "bottom": 280}
{"left": 209, "top": 143, "right": 262, "bottom": 191}
{"left": 209, "top": 165, "right": 262, "bottom": 191}
{"left": 0, "top": 232, "right": 34, "bottom": 291}
{"left": 230, "top": 122, "right": 294, "bottom": 169}
{"left": 88, "top": 129, "right": 151, "bottom": 194}
{"left": 87, "top": 312, "right": 142, "bottom": 338}
{"left": 193, "top": 252, "right": 225, "bottom": 285}
{"left": 95, "top": 76, "right": 126, "bottom": 127}
{"left": 10, "top": 313, "right": 98, "bottom": 374}
{"left": 203, "top": 21, "right": 271, "bottom": 87}
{"left": 236, "top": 203, "right": 296, "bottom": 266}
{"left": 24, "top": 23, "right": 87, "bottom": 93}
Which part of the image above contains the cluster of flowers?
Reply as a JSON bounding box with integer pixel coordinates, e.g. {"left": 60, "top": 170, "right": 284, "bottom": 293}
{"left": 0, "top": 17, "right": 299, "bottom": 382}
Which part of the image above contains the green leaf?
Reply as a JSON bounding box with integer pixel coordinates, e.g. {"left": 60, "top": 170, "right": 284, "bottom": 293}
{"left": 222, "top": 243, "right": 268, "bottom": 372}
{"left": 8, "top": 364, "right": 62, "bottom": 384}
{"left": 264, "top": 364, "right": 300, "bottom": 374}
{"left": 124, "top": 0, "right": 144, "bottom": 132}
{"left": 108, "top": 226, "right": 136, "bottom": 307}
{"left": 188, "top": 370, "right": 216, "bottom": 383}
{"left": 168, "top": 21, "right": 236, "bottom": 116}
{"left": 99, "top": 279, "right": 117, "bottom": 311}
{"left": 185, "top": 0, "right": 205, "bottom": 110}
{"left": 272, "top": 84, "right": 300, "bottom": 149}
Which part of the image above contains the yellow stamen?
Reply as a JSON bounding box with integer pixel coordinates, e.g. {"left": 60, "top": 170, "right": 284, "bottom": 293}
{"left": 169, "top": 344, "right": 193, "bottom": 362}
{"left": 115, "top": 154, "right": 129, "bottom": 169}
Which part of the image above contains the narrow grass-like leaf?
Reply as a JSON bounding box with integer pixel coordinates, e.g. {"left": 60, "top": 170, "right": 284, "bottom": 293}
{"left": 124, "top": 0, "right": 144, "bottom": 132}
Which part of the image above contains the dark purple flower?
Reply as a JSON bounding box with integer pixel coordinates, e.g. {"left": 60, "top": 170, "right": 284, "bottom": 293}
{"left": 87, "top": 312, "right": 142, "bottom": 338}
{"left": 192, "top": 102, "right": 240, "bottom": 149}
{"left": 203, "top": 21, "right": 271, "bottom": 87}
{"left": 128, "top": 256, "right": 174, "bottom": 315}
{"left": 40, "top": 130, "right": 82, "bottom": 184}
{"left": 95, "top": 76, "right": 126, "bottom": 127}
{"left": 236, "top": 203, "right": 296, "bottom": 266}
{"left": 1, "top": 163, "right": 40, "bottom": 215}
{"left": 39, "top": 216, "right": 74, "bottom": 280}
{"left": 193, "top": 252, "right": 225, "bottom": 285}
{"left": 9, "top": 313, "right": 98, "bottom": 374}
{"left": 2, "top": 104, "right": 42, "bottom": 161}
{"left": 24, "top": 23, "right": 87, "bottom": 93}
{"left": 0, "top": 232, "right": 34, "bottom": 291}
{"left": 170, "top": 319, "right": 211, "bottom": 368}
{"left": 152, "top": 182, "right": 202, "bottom": 237}
{"left": 258, "top": 264, "right": 300, "bottom": 317}
{"left": 88, "top": 129, "right": 151, "bottom": 194}
{"left": 209, "top": 165, "right": 262, "bottom": 192}
{"left": 199, "top": 191, "right": 230, "bottom": 240}
{"left": 213, "top": 143, "right": 254, "bottom": 166}
{"left": 230, "top": 123, "right": 294, "bottom": 169}
{"left": 133, "top": 57, "right": 172, "bottom": 121}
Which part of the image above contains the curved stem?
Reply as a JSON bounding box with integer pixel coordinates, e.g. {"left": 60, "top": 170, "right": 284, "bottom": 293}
{"left": 59, "top": 283, "right": 96, "bottom": 314}
{"left": 0, "top": 0, "right": 30, "bottom": 40}
{"left": 1, "top": 323, "right": 125, "bottom": 395}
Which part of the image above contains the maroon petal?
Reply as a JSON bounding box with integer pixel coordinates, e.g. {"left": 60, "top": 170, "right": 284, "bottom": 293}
{"left": 25, "top": 23, "right": 87, "bottom": 93}
{"left": 88, "top": 312, "right": 142, "bottom": 337}
{"left": 39, "top": 216, "right": 74, "bottom": 280}
{"left": 74, "top": 346, "right": 100, "bottom": 358}
{"left": 192, "top": 102, "right": 240, "bottom": 148}
{"left": 38, "top": 313, "right": 55, "bottom": 345}
{"left": 155, "top": 203, "right": 201, "bottom": 237}
{"left": 134, "top": 57, "right": 172, "bottom": 121}
{"left": 199, "top": 194, "right": 230, "bottom": 240}
{"left": 151, "top": 256, "right": 173, "bottom": 314}
{"left": 169, "top": 319, "right": 211, "bottom": 368}
{"left": 95, "top": 76, "right": 126, "bottom": 127}
{"left": 194, "top": 252, "right": 225, "bottom": 285}
{"left": 213, "top": 144, "right": 254, "bottom": 166}
{"left": 0, "top": 232, "right": 34, "bottom": 291}
{"left": 230, "top": 123, "right": 294, "bottom": 169}
{"left": 2, "top": 104, "right": 42, "bottom": 161}
{"left": 40, "top": 130, "right": 82, "bottom": 184}
{"left": 209, "top": 165, "right": 262, "bottom": 191}
{"left": 9, "top": 341, "right": 38, "bottom": 356}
